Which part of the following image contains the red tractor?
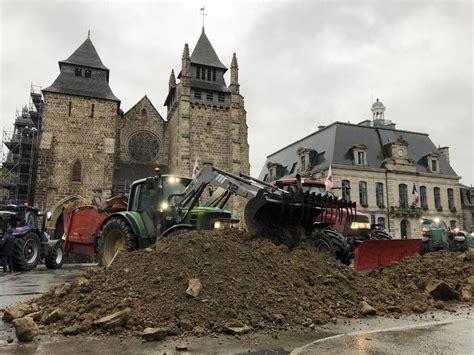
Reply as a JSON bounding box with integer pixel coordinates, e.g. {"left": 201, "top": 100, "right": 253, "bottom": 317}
{"left": 272, "top": 177, "right": 421, "bottom": 269}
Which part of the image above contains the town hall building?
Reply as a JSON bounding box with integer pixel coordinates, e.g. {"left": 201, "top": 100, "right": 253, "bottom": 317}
{"left": 259, "top": 99, "right": 463, "bottom": 239}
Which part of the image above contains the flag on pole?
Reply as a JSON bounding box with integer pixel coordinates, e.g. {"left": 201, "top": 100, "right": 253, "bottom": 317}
{"left": 192, "top": 158, "right": 201, "bottom": 179}
{"left": 412, "top": 183, "right": 420, "bottom": 205}
{"left": 325, "top": 165, "right": 333, "bottom": 191}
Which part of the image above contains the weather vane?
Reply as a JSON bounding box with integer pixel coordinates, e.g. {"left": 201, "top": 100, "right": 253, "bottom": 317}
{"left": 199, "top": 6, "right": 207, "bottom": 28}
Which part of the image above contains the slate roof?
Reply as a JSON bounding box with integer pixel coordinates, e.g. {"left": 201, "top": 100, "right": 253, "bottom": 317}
{"left": 59, "top": 37, "right": 108, "bottom": 70}
{"left": 258, "top": 122, "right": 458, "bottom": 180}
{"left": 189, "top": 79, "right": 230, "bottom": 93}
{"left": 190, "top": 28, "right": 227, "bottom": 70}
{"left": 43, "top": 37, "right": 119, "bottom": 102}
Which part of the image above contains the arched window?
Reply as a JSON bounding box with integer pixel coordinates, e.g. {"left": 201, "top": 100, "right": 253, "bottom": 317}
{"left": 375, "top": 182, "right": 384, "bottom": 207}
{"left": 342, "top": 180, "right": 351, "bottom": 202}
{"left": 400, "top": 219, "right": 410, "bottom": 239}
{"left": 72, "top": 161, "right": 82, "bottom": 182}
{"left": 359, "top": 181, "right": 368, "bottom": 206}
{"left": 399, "top": 184, "right": 408, "bottom": 208}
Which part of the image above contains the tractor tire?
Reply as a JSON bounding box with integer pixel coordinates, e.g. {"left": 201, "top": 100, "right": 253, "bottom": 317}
{"left": 310, "top": 229, "right": 352, "bottom": 265}
{"left": 449, "top": 240, "right": 468, "bottom": 253}
{"left": 97, "top": 217, "right": 138, "bottom": 267}
{"left": 370, "top": 230, "right": 392, "bottom": 240}
{"left": 422, "top": 240, "right": 434, "bottom": 255}
{"left": 45, "top": 240, "right": 64, "bottom": 269}
{"left": 12, "top": 232, "right": 41, "bottom": 271}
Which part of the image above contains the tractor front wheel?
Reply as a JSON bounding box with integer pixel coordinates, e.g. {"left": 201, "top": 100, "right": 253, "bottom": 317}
{"left": 13, "top": 233, "right": 41, "bottom": 271}
{"left": 310, "top": 229, "right": 352, "bottom": 265}
{"left": 45, "top": 240, "right": 64, "bottom": 269}
{"left": 98, "top": 217, "right": 138, "bottom": 267}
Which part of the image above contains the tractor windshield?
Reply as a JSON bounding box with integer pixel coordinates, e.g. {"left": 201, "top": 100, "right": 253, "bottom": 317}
{"left": 162, "top": 176, "right": 192, "bottom": 204}
{"left": 303, "top": 184, "right": 326, "bottom": 195}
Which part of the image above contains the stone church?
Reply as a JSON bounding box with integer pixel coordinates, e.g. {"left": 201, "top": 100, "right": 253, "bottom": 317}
{"left": 33, "top": 29, "right": 249, "bottom": 235}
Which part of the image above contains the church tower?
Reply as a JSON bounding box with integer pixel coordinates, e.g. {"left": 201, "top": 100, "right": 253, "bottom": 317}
{"left": 35, "top": 34, "right": 120, "bottom": 211}
{"left": 164, "top": 28, "right": 250, "bottom": 176}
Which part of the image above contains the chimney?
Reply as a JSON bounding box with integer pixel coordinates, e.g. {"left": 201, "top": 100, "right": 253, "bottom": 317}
{"left": 438, "top": 146, "right": 450, "bottom": 163}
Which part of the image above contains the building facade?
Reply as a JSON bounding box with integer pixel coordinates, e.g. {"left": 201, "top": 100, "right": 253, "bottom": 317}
{"left": 259, "top": 99, "right": 462, "bottom": 239}
{"left": 4, "top": 28, "right": 250, "bottom": 235}
{"left": 460, "top": 185, "right": 474, "bottom": 232}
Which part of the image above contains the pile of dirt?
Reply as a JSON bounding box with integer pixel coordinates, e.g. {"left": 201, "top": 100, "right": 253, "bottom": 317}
{"left": 7, "top": 230, "right": 474, "bottom": 339}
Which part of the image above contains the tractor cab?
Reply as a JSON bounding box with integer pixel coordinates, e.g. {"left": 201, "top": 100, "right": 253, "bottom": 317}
{"left": 421, "top": 217, "right": 468, "bottom": 253}
{"left": 0, "top": 204, "right": 61, "bottom": 271}
{"left": 127, "top": 174, "right": 192, "bottom": 237}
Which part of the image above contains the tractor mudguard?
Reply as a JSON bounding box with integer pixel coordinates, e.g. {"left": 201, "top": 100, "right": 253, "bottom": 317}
{"left": 101, "top": 212, "right": 144, "bottom": 241}
{"left": 160, "top": 224, "right": 196, "bottom": 238}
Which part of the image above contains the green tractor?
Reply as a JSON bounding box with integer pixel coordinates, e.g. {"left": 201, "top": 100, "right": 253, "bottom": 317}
{"left": 97, "top": 173, "right": 237, "bottom": 266}
{"left": 421, "top": 218, "right": 469, "bottom": 254}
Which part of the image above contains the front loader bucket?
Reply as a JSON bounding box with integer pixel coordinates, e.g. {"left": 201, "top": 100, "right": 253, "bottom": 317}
{"left": 244, "top": 193, "right": 320, "bottom": 248}
{"left": 353, "top": 239, "right": 423, "bottom": 271}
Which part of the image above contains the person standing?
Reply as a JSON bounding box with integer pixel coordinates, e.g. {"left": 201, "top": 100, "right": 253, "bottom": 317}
{"left": 0, "top": 224, "right": 15, "bottom": 273}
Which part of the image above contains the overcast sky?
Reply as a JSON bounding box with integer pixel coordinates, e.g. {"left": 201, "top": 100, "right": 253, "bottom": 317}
{"left": 1, "top": 0, "right": 472, "bottom": 184}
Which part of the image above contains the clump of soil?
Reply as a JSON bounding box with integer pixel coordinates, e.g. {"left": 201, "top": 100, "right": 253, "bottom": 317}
{"left": 22, "top": 231, "right": 474, "bottom": 337}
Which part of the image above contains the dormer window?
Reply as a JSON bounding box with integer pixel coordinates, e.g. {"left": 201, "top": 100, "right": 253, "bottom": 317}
{"left": 351, "top": 144, "right": 368, "bottom": 166}
{"left": 85, "top": 70, "right": 91, "bottom": 78}
{"left": 425, "top": 153, "right": 440, "bottom": 173}
{"left": 297, "top": 146, "right": 319, "bottom": 172}
{"left": 301, "top": 155, "right": 306, "bottom": 171}
{"left": 74, "top": 68, "right": 82, "bottom": 77}
{"left": 196, "top": 66, "right": 201, "bottom": 79}
{"left": 212, "top": 69, "right": 216, "bottom": 81}
{"left": 266, "top": 161, "right": 284, "bottom": 181}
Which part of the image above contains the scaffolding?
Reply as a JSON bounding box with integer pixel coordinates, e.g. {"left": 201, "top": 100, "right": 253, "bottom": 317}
{"left": 0, "top": 84, "right": 42, "bottom": 205}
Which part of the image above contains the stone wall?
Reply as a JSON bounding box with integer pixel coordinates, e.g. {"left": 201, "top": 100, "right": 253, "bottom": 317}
{"left": 119, "top": 96, "right": 168, "bottom": 167}
{"left": 35, "top": 92, "right": 119, "bottom": 211}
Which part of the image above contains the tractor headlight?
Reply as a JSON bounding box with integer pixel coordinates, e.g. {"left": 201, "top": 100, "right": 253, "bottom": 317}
{"left": 167, "top": 177, "right": 181, "bottom": 184}
{"left": 213, "top": 221, "right": 222, "bottom": 229}
{"left": 159, "top": 201, "right": 169, "bottom": 212}
{"left": 350, "top": 222, "right": 371, "bottom": 230}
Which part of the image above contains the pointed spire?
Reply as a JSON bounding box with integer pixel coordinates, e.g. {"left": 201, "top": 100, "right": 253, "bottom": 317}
{"left": 60, "top": 36, "right": 108, "bottom": 70}
{"left": 181, "top": 43, "right": 190, "bottom": 78}
{"left": 190, "top": 30, "right": 227, "bottom": 69}
{"left": 230, "top": 52, "right": 239, "bottom": 93}
{"left": 88, "top": 29, "right": 90, "bottom": 38}
{"left": 182, "top": 43, "right": 190, "bottom": 60}
{"left": 169, "top": 69, "right": 176, "bottom": 90}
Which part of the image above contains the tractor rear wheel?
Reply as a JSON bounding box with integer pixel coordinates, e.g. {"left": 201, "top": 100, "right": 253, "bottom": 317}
{"left": 45, "top": 240, "right": 64, "bottom": 269}
{"left": 310, "top": 229, "right": 352, "bottom": 265}
{"left": 422, "top": 240, "right": 434, "bottom": 254}
{"left": 98, "top": 217, "right": 138, "bottom": 267}
{"left": 13, "top": 232, "right": 41, "bottom": 271}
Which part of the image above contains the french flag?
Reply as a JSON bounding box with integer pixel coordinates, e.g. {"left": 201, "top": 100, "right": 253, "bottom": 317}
{"left": 412, "top": 183, "right": 420, "bottom": 205}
